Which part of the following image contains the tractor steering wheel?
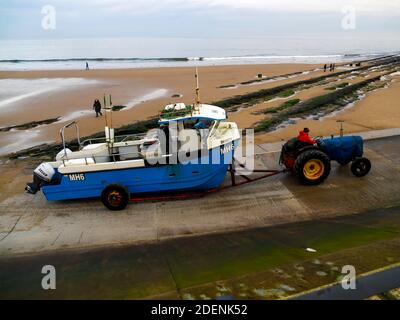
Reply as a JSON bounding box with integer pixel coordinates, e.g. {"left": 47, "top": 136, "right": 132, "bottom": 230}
{"left": 314, "top": 137, "right": 325, "bottom": 148}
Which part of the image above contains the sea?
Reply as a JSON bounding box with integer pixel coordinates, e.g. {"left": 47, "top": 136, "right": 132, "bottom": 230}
{"left": 0, "top": 35, "right": 399, "bottom": 71}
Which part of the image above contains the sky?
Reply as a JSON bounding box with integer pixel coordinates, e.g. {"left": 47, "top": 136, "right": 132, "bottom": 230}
{"left": 0, "top": 0, "right": 399, "bottom": 39}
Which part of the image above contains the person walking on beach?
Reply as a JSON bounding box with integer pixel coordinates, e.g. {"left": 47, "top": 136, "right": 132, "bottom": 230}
{"left": 323, "top": 64, "right": 327, "bottom": 72}
{"left": 93, "top": 99, "right": 102, "bottom": 117}
{"left": 86, "top": 61, "right": 89, "bottom": 70}
{"left": 332, "top": 63, "right": 336, "bottom": 71}
{"left": 329, "top": 63, "right": 333, "bottom": 72}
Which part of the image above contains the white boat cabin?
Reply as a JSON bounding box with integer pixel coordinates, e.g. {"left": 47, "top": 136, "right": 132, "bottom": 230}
{"left": 52, "top": 103, "right": 240, "bottom": 174}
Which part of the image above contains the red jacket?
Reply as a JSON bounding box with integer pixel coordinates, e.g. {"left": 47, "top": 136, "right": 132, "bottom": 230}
{"left": 297, "top": 130, "right": 316, "bottom": 144}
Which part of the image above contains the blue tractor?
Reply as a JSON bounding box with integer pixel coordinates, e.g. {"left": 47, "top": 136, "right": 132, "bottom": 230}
{"left": 280, "top": 135, "right": 371, "bottom": 185}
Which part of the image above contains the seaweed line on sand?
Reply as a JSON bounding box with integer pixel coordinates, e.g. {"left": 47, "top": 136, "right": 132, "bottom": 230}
{"left": 254, "top": 71, "right": 395, "bottom": 133}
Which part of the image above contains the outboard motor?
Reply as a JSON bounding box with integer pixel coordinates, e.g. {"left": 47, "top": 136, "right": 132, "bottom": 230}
{"left": 25, "top": 162, "right": 56, "bottom": 194}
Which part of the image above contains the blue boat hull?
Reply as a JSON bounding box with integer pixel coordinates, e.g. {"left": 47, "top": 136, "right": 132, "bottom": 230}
{"left": 42, "top": 141, "right": 238, "bottom": 201}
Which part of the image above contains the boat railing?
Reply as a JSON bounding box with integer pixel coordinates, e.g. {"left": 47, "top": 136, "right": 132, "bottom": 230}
{"left": 60, "top": 121, "right": 81, "bottom": 158}
{"left": 60, "top": 150, "right": 146, "bottom": 167}
{"left": 81, "top": 133, "right": 146, "bottom": 147}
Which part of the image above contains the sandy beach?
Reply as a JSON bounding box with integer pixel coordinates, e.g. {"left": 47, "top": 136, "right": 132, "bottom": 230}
{"left": 0, "top": 60, "right": 399, "bottom": 155}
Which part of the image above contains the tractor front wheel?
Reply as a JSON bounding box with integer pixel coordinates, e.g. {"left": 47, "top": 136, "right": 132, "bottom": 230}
{"left": 351, "top": 157, "right": 371, "bottom": 177}
{"left": 294, "top": 150, "right": 331, "bottom": 185}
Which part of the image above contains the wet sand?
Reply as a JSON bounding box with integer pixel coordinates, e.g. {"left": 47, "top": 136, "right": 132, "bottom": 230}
{"left": 0, "top": 62, "right": 399, "bottom": 155}
{"left": 0, "top": 63, "right": 325, "bottom": 154}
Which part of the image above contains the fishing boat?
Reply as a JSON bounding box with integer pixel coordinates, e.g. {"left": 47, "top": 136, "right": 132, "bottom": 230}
{"left": 26, "top": 71, "right": 241, "bottom": 210}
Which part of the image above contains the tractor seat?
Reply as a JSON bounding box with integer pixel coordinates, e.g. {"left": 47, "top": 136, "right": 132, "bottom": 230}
{"left": 283, "top": 137, "right": 314, "bottom": 155}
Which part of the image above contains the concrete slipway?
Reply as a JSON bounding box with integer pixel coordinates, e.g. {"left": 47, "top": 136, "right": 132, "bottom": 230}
{"left": 0, "top": 128, "right": 399, "bottom": 257}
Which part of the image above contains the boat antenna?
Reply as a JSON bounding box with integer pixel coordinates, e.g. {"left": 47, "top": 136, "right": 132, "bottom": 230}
{"left": 194, "top": 68, "right": 200, "bottom": 110}
{"left": 337, "top": 120, "right": 345, "bottom": 137}
{"left": 103, "top": 94, "right": 113, "bottom": 126}
{"left": 103, "top": 94, "right": 114, "bottom": 149}
{"left": 103, "top": 94, "right": 108, "bottom": 128}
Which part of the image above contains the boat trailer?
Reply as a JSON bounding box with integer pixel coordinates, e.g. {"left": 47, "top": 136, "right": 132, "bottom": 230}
{"left": 130, "top": 158, "right": 285, "bottom": 203}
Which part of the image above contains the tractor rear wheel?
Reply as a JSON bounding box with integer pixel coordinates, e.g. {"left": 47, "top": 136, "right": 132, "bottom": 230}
{"left": 101, "top": 184, "right": 129, "bottom": 211}
{"left": 294, "top": 150, "right": 331, "bottom": 185}
{"left": 351, "top": 157, "right": 371, "bottom": 177}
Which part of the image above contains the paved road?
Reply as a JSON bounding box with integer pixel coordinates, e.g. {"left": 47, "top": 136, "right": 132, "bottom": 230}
{"left": 0, "top": 131, "right": 400, "bottom": 256}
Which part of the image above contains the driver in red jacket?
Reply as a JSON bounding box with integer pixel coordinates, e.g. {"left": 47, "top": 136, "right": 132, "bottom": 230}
{"left": 297, "top": 127, "right": 316, "bottom": 145}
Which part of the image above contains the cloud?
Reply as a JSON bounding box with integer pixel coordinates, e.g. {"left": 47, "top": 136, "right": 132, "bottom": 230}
{"left": 200, "top": 0, "right": 400, "bottom": 13}
{"left": 1, "top": 0, "right": 399, "bottom": 39}
{"left": 79, "top": 0, "right": 400, "bottom": 14}
{"left": 3, "top": 0, "right": 399, "bottom": 16}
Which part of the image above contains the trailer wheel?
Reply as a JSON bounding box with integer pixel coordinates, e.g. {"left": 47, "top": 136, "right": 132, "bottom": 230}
{"left": 101, "top": 184, "right": 129, "bottom": 211}
{"left": 351, "top": 157, "right": 371, "bottom": 177}
{"left": 294, "top": 150, "right": 331, "bottom": 185}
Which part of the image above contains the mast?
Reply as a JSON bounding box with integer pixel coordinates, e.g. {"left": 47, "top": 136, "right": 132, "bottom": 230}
{"left": 103, "top": 94, "right": 114, "bottom": 150}
{"left": 337, "top": 119, "right": 345, "bottom": 137}
{"left": 194, "top": 68, "right": 200, "bottom": 111}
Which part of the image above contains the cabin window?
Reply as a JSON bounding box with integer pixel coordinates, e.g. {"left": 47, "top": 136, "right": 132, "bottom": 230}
{"left": 183, "top": 119, "right": 213, "bottom": 130}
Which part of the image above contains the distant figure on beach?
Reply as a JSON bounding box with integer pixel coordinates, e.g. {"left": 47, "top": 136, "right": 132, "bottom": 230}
{"left": 329, "top": 63, "right": 333, "bottom": 72}
{"left": 93, "top": 99, "right": 102, "bottom": 117}
{"left": 323, "top": 64, "right": 327, "bottom": 72}
{"left": 86, "top": 61, "right": 89, "bottom": 70}
{"left": 332, "top": 63, "right": 336, "bottom": 71}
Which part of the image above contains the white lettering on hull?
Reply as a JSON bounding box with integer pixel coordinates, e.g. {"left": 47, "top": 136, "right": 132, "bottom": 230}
{"left": 68, "top": 173, "right": 86, "bottom": 181}
{"left": 220, "top": 143, "right": 234, "bottom": 155}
